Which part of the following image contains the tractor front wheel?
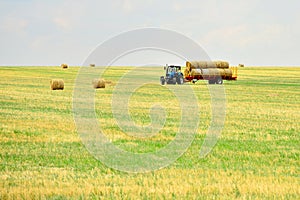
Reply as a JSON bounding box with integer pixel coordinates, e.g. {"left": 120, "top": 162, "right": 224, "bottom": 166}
{"left": 177, "top": 76, "right": 184, "bottom": 85}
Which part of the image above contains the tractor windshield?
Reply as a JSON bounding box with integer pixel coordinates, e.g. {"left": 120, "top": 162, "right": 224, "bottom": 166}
{"left": 168, "top": 67, "right": 176, "bottom": 73}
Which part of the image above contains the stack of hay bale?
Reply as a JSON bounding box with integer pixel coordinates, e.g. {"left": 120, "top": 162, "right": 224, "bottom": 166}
{"left": 185, "top": 60, "right": 230, "bottom": 77}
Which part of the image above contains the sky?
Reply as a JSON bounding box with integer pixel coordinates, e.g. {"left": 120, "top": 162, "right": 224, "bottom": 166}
{"left": 0, "top": 0, "right": 299, "bottom": 66}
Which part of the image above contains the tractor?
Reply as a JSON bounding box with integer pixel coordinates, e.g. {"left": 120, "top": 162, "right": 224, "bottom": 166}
{"left": 160, "top": 65, "right": 184, "bottom": 85}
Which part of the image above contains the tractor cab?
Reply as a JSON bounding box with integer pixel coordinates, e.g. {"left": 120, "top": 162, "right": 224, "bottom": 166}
{"left": 165, "top": 65, "right": 181, "bottom": 77}
{"left": 160, "top": 65, "right": 184, "bottom": 85}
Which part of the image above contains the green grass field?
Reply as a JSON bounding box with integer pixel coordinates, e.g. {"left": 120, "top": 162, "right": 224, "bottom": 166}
{"left": 0, "top": 66, "right": 299, "bottom": 199}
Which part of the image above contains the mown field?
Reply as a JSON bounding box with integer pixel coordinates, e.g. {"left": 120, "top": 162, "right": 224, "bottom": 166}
{"left": 0, "top": 66, "right": 299, "bottom": 199}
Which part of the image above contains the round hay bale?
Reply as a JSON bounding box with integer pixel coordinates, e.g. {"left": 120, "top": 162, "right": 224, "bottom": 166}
{"left": 104, "top": 80, "right": 112, "bottom": 84}
{"left": 214, "top": 61, "right": 229, "bottom": 69}
{"left": 224, "top": 69, "right": 233, "bottom": 78}
{"left": 238, "top": 64, "right": 244, "bottom": 67}
{"left": 61, "top": 63, "right": 68, "bottom": 69}
{"left": 198, "top": 61, "right": 209, "bottom": 68}
{"left": 192, "top": 61, "right": 208, "bottom": 69}
{"left": 207, "top": 61, "right": 216, "bottom": 68}
{"left": 50, "top": 79, "right": 64, "bottom": 90}
{"left": 186, "top": 61, "right": 229, "bottom": 69}
{"left": 93, "top": 79, "right": 105, "bottom": 89}
{"left": 191, "top": 69, "right": 202, "bottom": 76}
{"left": 184, "top": 68, "right": 190, "bottom": 77}
{"left": 90, "top": 64, "right": 95, "bottom": 67}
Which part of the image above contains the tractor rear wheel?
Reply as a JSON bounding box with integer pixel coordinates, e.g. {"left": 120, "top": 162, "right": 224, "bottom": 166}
{"left": 160, "top": 76, "right": 165, "bottom": 85}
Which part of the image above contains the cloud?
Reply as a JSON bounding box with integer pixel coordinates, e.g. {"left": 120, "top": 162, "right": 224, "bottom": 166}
{"left": 113, "top": 0, "right": 156, "bottom": 14}
{"left": 202, "top": 25, "right": 246, "bottom": 47}
{"left": 172, "top": 2, "right": 182, "bottom": 12}
{"left": 201, "top": 24, "right": 285, "bottom": 49}
{"left": 242, "top": 24, "right": 286, "bottom": 46}
{"left": 1, "top": 16, "right": 28, "bottom": 36}
{"left": 122, "top": 0, "right": 134, "bottom": 13}
{"left": 53, "top": 17, "right": 72, "bottom": 31}
{"left": 0, "top": 0, "right": 299, "bottom": 66}
{"left": 28, "top": 0, "right": 88, "bottom": 32}
{"left": 30, "top": 35, "right": 54, "bottom": 49}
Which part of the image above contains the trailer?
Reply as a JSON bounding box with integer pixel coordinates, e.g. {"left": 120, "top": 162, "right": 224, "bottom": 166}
{"left": 183, "top": 61, "right": 237, "bottom": 84}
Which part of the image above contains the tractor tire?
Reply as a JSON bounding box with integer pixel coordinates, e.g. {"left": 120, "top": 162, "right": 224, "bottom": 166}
{"left": 216, "top": 77, "right": 223, "bottom": 84}
{"left": 172, "top": 78, "right": 177, "bottom": 84}
{"left": 176, "top": 76, "right": 184, "bottom": 85}
{"left": 160, "top": 76, "right": 165, "bottom": 85}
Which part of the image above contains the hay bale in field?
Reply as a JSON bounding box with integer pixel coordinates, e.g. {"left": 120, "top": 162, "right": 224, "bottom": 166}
{"left": 61, "top": 63, "right": 68, "bottom": 69}
{"left": 50, "top": 79, "right": 64, "bottom": 90}
{"left": 104, "top": 80, "right": 112, "bottom": 84}
{"left": 238, "top": 64, "right": 245, "bottom": 67}
{"left": 90, "top": 64, "right": 95, "bottom": 67}
{"left": 92, "top": 79, "right": 105, "bottom": 89}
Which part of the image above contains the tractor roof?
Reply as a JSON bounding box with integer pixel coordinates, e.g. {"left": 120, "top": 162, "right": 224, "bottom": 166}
{"left": 168, "top": 65, "right": 181, "bottom": 68}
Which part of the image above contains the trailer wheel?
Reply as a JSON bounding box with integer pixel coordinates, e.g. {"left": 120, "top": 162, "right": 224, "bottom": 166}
{"left": 216, "top": 77, "right": 223, "bottom": 84}
{"left": 208, "top": 80, "right": 215, "bottom": 84}
{"left": 160, "top": 76, "right": 165, "bottom": 85}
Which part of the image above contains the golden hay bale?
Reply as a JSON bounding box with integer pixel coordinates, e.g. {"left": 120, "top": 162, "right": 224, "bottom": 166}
{"left": 90, "top": 64, "right": 95, "bottom": 67}
{"left": 92, "top": 79, "right": 105, "bottom": 89}
{"left": 186, "top": 61, "right": 203, "bottom": 69}
{"left": 207, "top": 61, "right": 216, "bottom": 68}
{"left": 61, "top": 63, "right": 68, "bottom": 69}
{"left": 188, "top": 61, "right": 198, "bottom": 69}
{"left": 190, "top": 69, "right": 202, "bottom": 76}
{"left": 185, "top": 61, "right": 192, "bottom": 71}
{"left": 190, "top": 61, "right": 208, "bottom": 69}
{"left": 199, "top": 61, "right": 210, "bottom": 68}
{"left": 214, "top": 61, "right": 229, "bottom": 69}
{"left": 186, "top": 61, "right": 229, "bottom": 69}
{"left": 224, "top": 69, "right": 233, "bottom": 78}
{"left": 104, "top": 80, "right": 112, "bottom": 84}
{"left": 50, "top": 79, "right": 64, "bottom": 90}
{"left": 184, "top": 68, "right": 190, "bottom": 77}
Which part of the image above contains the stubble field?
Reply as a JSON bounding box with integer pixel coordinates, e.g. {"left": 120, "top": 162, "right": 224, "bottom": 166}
{"left": 0, "top": 66, "right": 299, "bottom": 199}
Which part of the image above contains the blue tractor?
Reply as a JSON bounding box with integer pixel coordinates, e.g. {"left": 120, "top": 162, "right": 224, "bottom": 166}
{"left": 160, "top": 65, "right": 184, "bottom": 85}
